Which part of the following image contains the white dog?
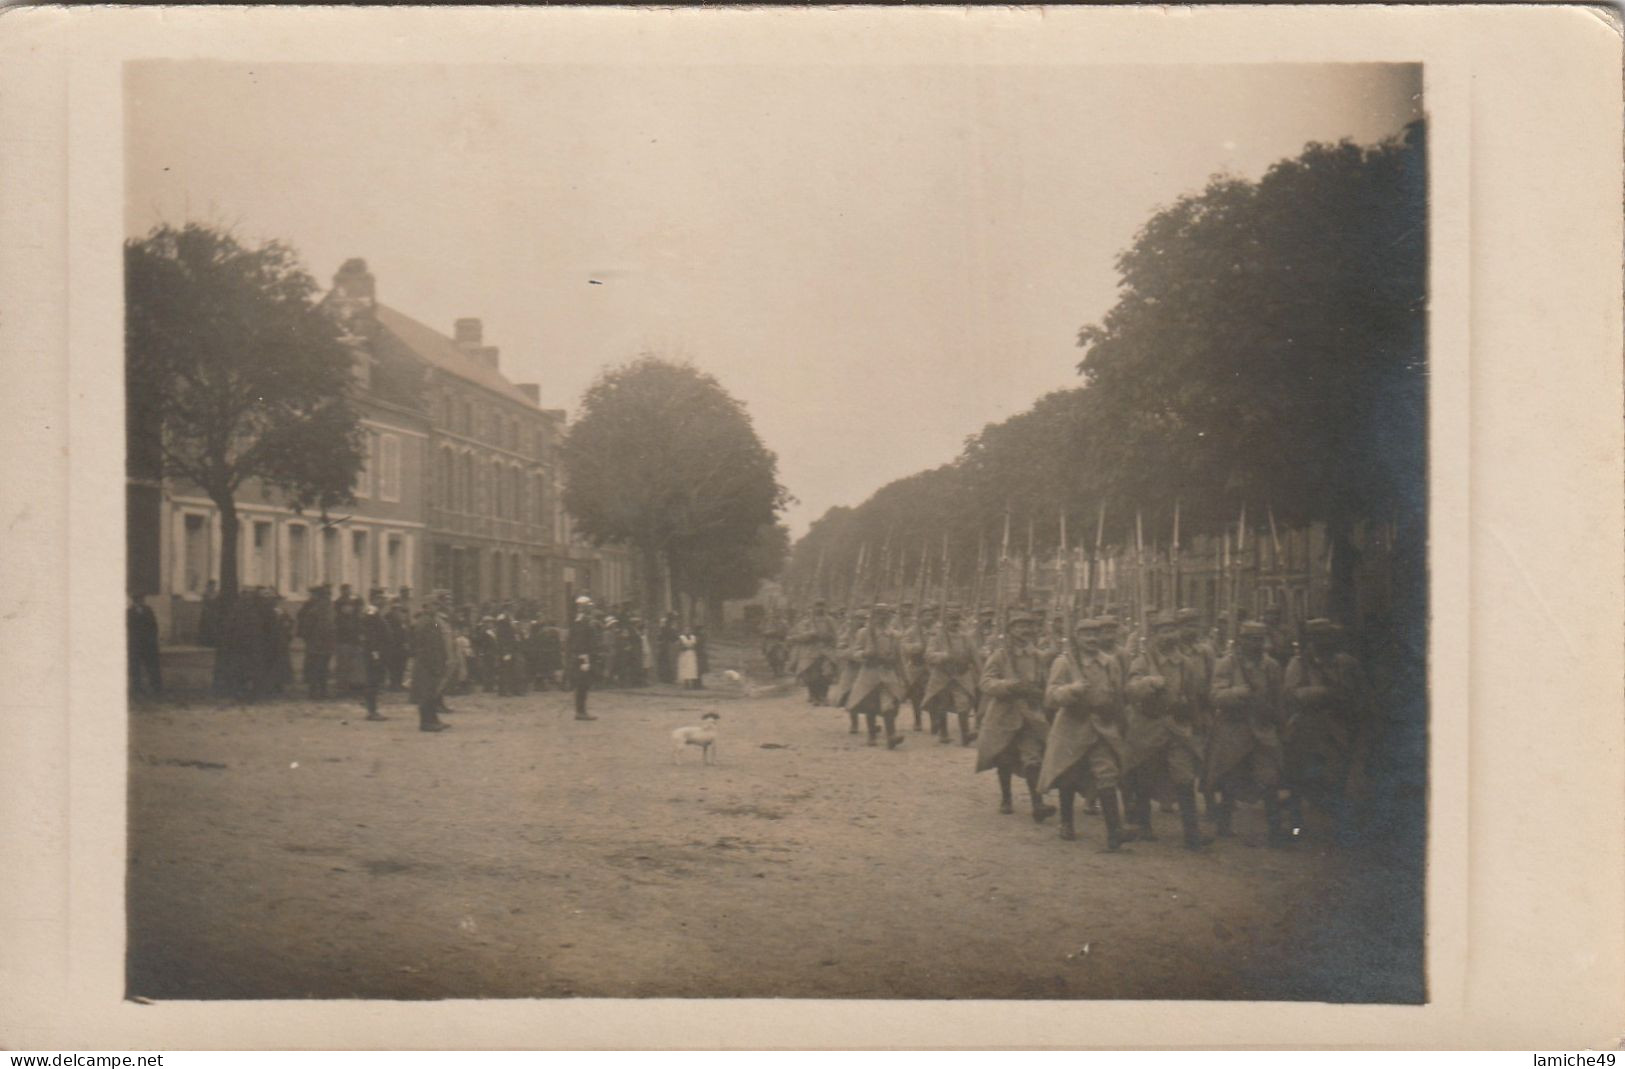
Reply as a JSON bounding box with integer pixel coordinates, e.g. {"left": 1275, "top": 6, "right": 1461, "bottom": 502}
{"left": 671, "top": 712, "right": 721, "bottom": 765}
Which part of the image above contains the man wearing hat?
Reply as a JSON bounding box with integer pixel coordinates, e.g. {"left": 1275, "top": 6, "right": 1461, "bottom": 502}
{"left": 1282, "top": 619, "right": 1370, "bottom": 842}
{"left": 296, "top": 583, "right": 335, "bottom": 699}
{"left": 408, "top": 592, "right": 453, "bottom": 732}
{"left": 566, "top": 595, "right": 600, "bottom": 720}
{"left": 358, "top": 588, "right": 391, "bottom": 721}
{"left": 849, "top": 603, "right": 907, "bottom": 749}
{"left": 976, "top": 610, "right": 1058, "bottom": 823}
{"left": 1123, "top": 612, "right": 1213, "bottom": 850}
{"left": 1206, "top": 620, "right": 1289, "bottom": 844}
{"left": 789, "top": 598, "right": 838, "bottom": 706}
{"left": 1041, "top": 617, "right": 1137, "bottom": 849}
{"left": 923, "top": 604, "right": 980, "bottom": 746}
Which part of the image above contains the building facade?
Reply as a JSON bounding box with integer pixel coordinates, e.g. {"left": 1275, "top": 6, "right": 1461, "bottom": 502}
{"left": 130, "top": 257, "right": 634, "bottom": 643}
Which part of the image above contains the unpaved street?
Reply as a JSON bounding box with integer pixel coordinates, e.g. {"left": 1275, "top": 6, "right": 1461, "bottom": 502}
{"left": 128, "top": 666, "right": 1422, "bottom": 1002}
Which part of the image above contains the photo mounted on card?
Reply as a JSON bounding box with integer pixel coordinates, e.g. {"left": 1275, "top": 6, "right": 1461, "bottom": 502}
{"left": 8, "top": 1, "right": 1623, "bottom": 1052}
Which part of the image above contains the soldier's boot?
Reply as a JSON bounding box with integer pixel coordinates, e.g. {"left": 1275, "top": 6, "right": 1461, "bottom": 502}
{"left": 884, "top": 710, "right": 905, "bottom": 749}
{"left": 849, "top": 710, "right": 860, "bottom": 735}
{"left": 1099, "top": 790, "right": 1139, "bottom": 852}
{"left": 1132, "top": 791, "right": 1158, "bottom": 842}
{"left": 418, "top": 704, "right": 448, "bottom": 733}
{"left": 1263, "top": 793, "right": 1293, "bottom": 848}
{"left": 364, "top": 690, "right": 387, "bottom": 721}
{"left": 1058, "top": 788, "right": 1077, "bottom": 841}
{"left": 1177, "top": 784, "right": 1213, "bottom": 850}
{"left": 997, "top": 768, "right": 1015, "bottom": 814}
{"left": 1214, "top": 796, "right": 1236, "bottom": 838}
{"left": 866, "top": 713, "right": 880, "bottom": 746}
{"left": 912, "top": 699, "right": 924, "bottom": 732}
{"left": 1027, "top": 770, "right": 1056, "bottom": 823}
{"left": 958, "top": 710, "right": 977, "bottom": 747}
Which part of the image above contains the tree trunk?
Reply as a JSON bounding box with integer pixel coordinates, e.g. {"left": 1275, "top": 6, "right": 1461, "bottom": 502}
{"left": 211, "top": 492, "right": 240, "bottom": 697}
{"left": 216, "top": 494, "right": 241, "bottom": 600}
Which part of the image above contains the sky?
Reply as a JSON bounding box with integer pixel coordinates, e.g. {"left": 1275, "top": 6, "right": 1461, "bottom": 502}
{"left": 126, "top": 61, "right": 1421, "bottom": 536}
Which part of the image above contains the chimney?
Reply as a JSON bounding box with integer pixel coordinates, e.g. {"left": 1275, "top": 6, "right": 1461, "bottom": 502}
{"left": 476, "top": 345, "right": 500, "bottom": 370}
{"left": 516, "top": 383, "right": 540, "bottom": 403}
{"left": 333, "top": 259, "right": 376, "bottom": 304}
{"left": 454, "top": 318, "right": 483, "bottom": 347}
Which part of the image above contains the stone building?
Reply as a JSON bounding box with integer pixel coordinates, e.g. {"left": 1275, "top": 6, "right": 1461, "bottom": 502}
{"left": 128, "top": 257, "right": 634, "bottom": 643}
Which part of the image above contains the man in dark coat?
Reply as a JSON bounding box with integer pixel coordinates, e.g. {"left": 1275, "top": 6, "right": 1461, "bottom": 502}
{"left": 1041, "top": 618, "right": 1137, "bottom": 850}
{"left": 567, "top": 596, "right": 601, "bottom": 721}
{"left": 656, "top": 613, "right": 679, "bottom": 684}
{"left": 296, "top": 585, "right": 335, "bottom": 699}
{"left": 127, "top": 593, "right": 163, "bottom": 695}
{"left": 333, "top": 583, "right": 365, "bottom": 693}
{"left": 359, "top": 589, "right": 391, "bottom": 721}
{"left": 384, "top": 597, "right": 412, "bottom": 691}
{"left": 408, "top": 594, "right": 453, "bottom": 732}
{"left": 1207, "top": 621, "right": 1289, "bottom": 845}
{"left": 975, "top": 611, "right": 1058, "bottom": 824}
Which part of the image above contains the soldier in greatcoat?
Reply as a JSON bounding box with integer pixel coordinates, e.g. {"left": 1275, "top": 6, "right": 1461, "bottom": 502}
{"left": 566, "top": 596, "right": 601, "bottom": 721}
{"left": 1206, "top": 620, "right": 1289, "bottom": 845}
{"left": 833, "top": 609, "right": 864, "bottom": 719}
{"left": 1040, "top": 618, "right": 1137, "bottom": 850}
{"left": 975, "top": 611, "right": 1058, "bottom": 824}
{"left": 1123, "top": 612, "right": 1214, "bottom": 850}
{"left": 788, "top": 599, "right": 838, "bottom": 706}
{"left": 922, "top": 605, "right": 979, "bottom": 746}
{"left": 1283, "top": 618, "right": 1371, "bottom": 842}
{"left": 895, "top": 602, "right": 932, "bottom": 732}
{"left": 848, "top": 603, "right": 908, "bottom": 749}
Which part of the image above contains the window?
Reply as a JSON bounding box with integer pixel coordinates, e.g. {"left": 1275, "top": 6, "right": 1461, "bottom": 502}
{"left": 513, "top": 467, "right": 526, "bottom": 523}
{"left": 183, "top": 513, "right": 209, "bottom": 595}
{"left": 288, "top": 524, "right": 308, "bottom": 593}
{"left": 532, "top": 472, "right": 547, "bottom": 527}
{"left": 355, "top": 432, "right": 377, "bottom": 499}
{"left": 322, "top": 526, "right": 341, "bottom": 584}
{"left": 386, "top": 534, "right": 403, "bottom": 590}
{"left": 490, "top": 459, "right": 502, "bottom": 517}
{"left": 379, "top": 433, "right": 401, "bottom": 502}
{"left": 252, "top": 521, "right": 274, "bottom": 587}
{"left": 460, "top": 453, "right": 474, "bottom": 513}
{"left": 351, "top": 529, "right": 369, "bottom": 589}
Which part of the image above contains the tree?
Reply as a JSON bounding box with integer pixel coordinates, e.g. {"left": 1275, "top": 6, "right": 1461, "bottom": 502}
{"left": 126, "top": 223, "right": 367, "bottom": 601}
{"left": 1077, "top": 121, "right": 1427, "bottom": 616}
{"left": 561, "top": 356, "right": 788, "bottom": 619}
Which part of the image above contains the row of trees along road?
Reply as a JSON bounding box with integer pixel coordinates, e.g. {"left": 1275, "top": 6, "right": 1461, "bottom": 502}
{"left": 784, "top": 121, "right": 1427, "bottom": 629}
{"left": 126, "top": 223, "right": 369, "bottom": 605}
{"left": 561, "top": 356, "right": 791, "bottom": 625}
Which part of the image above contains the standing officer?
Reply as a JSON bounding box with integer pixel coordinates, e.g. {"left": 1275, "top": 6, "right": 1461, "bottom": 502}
{"left": 567, "top": 595, "right": 600, "bottom": 721}
{"left": 408, "top": 593, "right": 453, "bottom": 733}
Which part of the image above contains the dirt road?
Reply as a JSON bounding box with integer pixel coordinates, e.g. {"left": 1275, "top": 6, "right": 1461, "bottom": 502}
{"left": 128, "top": 663, "right": 1422, "bottom": 1002}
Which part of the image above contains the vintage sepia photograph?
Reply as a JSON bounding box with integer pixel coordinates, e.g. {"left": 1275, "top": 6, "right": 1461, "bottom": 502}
{"left": 122, "top": 56, "right": 1428, "bottom": 1003}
